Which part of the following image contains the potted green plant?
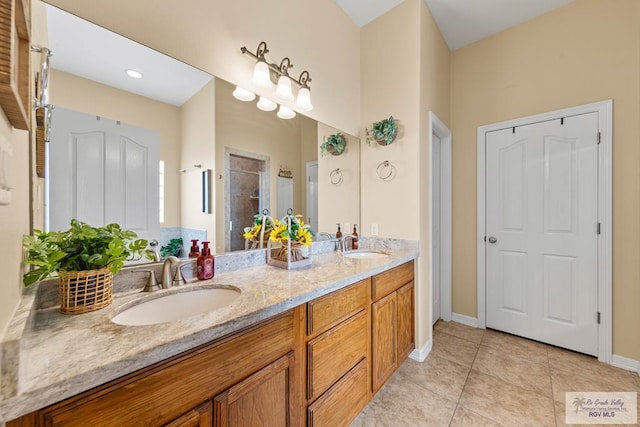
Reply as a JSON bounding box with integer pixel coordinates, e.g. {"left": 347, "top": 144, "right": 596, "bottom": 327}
{"left": 320, "top": 132, "right": 346, "bottom": 156}
{"left": 366, "top": 116, "right": 398, "bottom": 145}
{"left": 160, "top": 237, "right": 183, "bottom": 259}
{"left": 23, "top": 219, "right": 149, "bottom": 313}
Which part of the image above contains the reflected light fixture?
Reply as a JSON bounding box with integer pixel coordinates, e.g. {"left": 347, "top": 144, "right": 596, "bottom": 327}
{"left": 125, "top": 69, "right": 144, "bottom": 79}
{"left": 240, "top": 41, "right": 313, "bottom": 112}
{"left": 232, "top": 86, "right": 256, "bottom": 102}
{"left": 277, "top": 105, "right": 296, "bottom": 120}
{"left": 257, "top": 97, "right": 277, "bottom": 112}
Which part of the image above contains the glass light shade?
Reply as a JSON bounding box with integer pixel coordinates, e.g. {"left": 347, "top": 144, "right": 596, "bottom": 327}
{"left": 232, "top": 86, "right": 256, "bottom": 102}
{"left": 275, "top": 75, "right": 294, "bottom": 102}
{"left": 256, "top": 97, "right": 277, "bottom": 112}
{"left": 295, "top": 87, "right": 313, "bottom": 112}
{"left": 251, "top": 61, "right": 272, "bottom": 89}
{"left": 277, "top": 105, "right": 296, "bottom": 120}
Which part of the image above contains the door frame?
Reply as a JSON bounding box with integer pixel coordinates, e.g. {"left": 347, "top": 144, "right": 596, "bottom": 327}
{"left": 429, "top": 112, "right": 452, "bottom": 323}
{"left": 476, "top": 100, "right": 612, "bottom": 363}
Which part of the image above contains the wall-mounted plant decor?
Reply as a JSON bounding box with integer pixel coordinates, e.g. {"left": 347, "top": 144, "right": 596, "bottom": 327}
{"left": 320, "top": 132, "right": 346, "bottom": 156}
{"left": 366, "top": 116, "right": 398, "bottom": 146}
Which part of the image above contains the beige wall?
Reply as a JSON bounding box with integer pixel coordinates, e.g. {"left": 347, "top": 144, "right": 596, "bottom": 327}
{"left": 361, "top": 0, "right": 451, "bottom": 351}
{"left": 44, "top": 0, "right": 361, "bottom": 136}
{"left": 450, "top": 0, "right": 640, "bottom": 360}
{"left": 0, "top": 118, "right": 29, "bottom": 335}
{"left": 49, "top": 70, "right": 183, "bottom": 227}
{"left": 0, "top": 1, "right": 49, "bottom": 337}
{"left": 180, "top": 79, "right": 216, "bottom": 243}
{"left": 317, "top": 123, "right": 360, "bottom": 233}
{"left": 214, "top": 79, "right": 316, "bottom": 252}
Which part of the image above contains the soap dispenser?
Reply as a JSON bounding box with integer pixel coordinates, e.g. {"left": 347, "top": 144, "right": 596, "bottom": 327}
{"left": 335, "top": 223, "right": 342, "bottom": 240}
{"left": 189, "top": 239, "right": 200, "bottom": 258}
{"left": 352, "top": 225, "right": 359, "bottom": 250}
{"left": 197, "top": 241, "right": 214, "bottom": 280}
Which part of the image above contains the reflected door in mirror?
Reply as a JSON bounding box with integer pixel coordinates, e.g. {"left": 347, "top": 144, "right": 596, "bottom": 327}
{"left": 49, "top": 107, "right": 160, "bottom": 242}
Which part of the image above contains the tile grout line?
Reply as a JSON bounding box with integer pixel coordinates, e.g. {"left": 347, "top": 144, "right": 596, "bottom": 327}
{"left": 447, "top": 330, "right": 485, "bottom": 427}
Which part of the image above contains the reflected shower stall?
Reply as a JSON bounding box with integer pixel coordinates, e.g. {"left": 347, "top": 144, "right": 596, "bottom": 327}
{"left": 229, "top": 154, "right": 265, "bottom": 251}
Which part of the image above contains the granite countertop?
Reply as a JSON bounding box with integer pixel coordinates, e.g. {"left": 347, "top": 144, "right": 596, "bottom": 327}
{"left": 0, "top": 240, "right": 418, "bottom": 423}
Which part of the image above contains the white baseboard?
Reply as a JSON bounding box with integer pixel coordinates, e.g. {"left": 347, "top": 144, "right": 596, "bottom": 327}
{"left": 409, "top": 339, "right": 432, "bottom": 362}
{"left": 611, "top": 354, "right": 640, "bottom": 374}
{"left": 451, "top": 312, "right": 479, "bottom": 328}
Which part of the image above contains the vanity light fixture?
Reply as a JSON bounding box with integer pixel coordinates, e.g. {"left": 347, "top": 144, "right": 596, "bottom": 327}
{"left": 277, "top": 105, "right": 296, "bottom": 120}
{"left": 232, "top": 86, "right": 256, "bottom": 102}
{"left": 240, "top": 41, "right": 313, "bottom": 112}
{"left": 256, "top": 97, "right": 277, "bottom": 112}
{"left": 295, "top": 71, "right": 313, "bottom": 112}
{"left": 125, "top": 69, "right": 144, "bottom": 79}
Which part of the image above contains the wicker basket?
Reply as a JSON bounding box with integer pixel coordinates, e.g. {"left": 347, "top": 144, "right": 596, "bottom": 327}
{"left": 59, "top": 267, "right": 113, "bottom": 314}
{"left": 375, "top": 128, "right": 398, "bottom": 146}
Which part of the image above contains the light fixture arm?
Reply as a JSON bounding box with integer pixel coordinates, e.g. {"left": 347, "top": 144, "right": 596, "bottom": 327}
{"left": 240, "top": 41, "right": 312, "bottom": 90}
{"left": 297, "top": 70, "right": 312, "bottom": 89}
{"left": 240, "top": 40, "right": 269, "bottom": 62}
{"left": 278, "top": 57, "right": 293, "bottom": 76}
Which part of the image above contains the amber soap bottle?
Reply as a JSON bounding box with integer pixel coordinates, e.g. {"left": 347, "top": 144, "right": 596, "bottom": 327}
{"left": 352, "top": 225, "right": 359, "bottom": 250}
{"left": 197, "top": 241, "right": 214, "bottom": 280}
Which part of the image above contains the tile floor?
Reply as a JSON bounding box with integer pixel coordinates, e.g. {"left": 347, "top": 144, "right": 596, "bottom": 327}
{"left": 351, "top": 320, "right": 640, "bottom": 426}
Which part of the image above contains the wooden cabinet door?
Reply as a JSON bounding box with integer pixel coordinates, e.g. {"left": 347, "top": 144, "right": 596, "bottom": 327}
{"left": 214, "top": 352, "right": 293, "bottom": 427}
{"left": 165, "top": 401, "right": 212, "bottom": 427}
{"left": 397, "top": 281, "right": 415, "bottom": 363}
{"left": 371, "top": 292, "right": 397, "bottom": 393}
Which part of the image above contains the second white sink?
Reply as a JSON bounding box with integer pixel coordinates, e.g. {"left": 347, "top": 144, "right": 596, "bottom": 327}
{"left": 112, "top": 286, "right": 241, "bottom": 326}
{"left": 343, "top": 250, "right": 389, "bottom": 259}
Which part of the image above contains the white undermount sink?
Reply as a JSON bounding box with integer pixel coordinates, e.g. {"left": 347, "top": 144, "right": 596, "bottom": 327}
{"left": 111, "top": 286, "right": 241, "bottom": 326}
{"left": 342, "top": 250, "right": 389, "bottom": 259}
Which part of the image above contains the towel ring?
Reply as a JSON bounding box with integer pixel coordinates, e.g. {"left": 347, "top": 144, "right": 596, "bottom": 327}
{"left": 330, "top": 168, "right": 343, "bottom": 185}
{"left": 376, "top": 160, "right": 395, "bottom": 181}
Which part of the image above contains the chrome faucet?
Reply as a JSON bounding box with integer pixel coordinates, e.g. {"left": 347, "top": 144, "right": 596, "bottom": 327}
{"left": 316, "top": 232, "right": 334, "bottom": 241}
{"left": 339, "top": 235, "right": 355, "bottom": 253}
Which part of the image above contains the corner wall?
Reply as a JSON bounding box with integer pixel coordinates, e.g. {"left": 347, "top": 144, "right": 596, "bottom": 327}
{"left": 361, "top": 0, "right": 451, "bottom": 352}
{"left": 450, "top": 0, "right": 640, "bottom": 360}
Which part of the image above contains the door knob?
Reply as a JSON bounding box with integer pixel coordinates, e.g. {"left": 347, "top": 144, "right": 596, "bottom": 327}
{"left": 488, "top": 236, "right": 497, "bottom": 244}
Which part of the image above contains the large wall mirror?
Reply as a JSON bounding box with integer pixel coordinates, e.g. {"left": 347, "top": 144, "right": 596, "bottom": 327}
{"left": 34, "top": 3, "right": 360, "bottom": 262}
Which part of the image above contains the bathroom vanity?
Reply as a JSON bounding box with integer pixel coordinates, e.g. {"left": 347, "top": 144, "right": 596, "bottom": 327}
{"left": 2, "top": 247, "right": 417, "bottom": 426}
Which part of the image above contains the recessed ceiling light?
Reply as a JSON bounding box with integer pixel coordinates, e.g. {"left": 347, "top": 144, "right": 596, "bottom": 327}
{"left": 125, "top": 69, "right": 144, "bottom": 79}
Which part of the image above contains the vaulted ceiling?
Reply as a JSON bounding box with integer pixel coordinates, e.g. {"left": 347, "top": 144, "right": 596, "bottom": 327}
{"left": 337, "top": 0, "right": 576, "bottom": 50}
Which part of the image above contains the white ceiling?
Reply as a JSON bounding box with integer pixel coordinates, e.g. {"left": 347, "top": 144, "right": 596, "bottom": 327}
{"left": 338, "top": 0, "right": 576, "bottom": 50}
{"left": 46, "top": 5, "right": 213, "bottom": 107}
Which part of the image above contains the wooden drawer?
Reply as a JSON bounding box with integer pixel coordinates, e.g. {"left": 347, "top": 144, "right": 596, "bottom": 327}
{"left": 307, "top": 359, "right": 369, "bottom": 427}
{"left": 307, "top": 310, "right": 368, "bottom": 401}
{"left": 38, "top": 310, "right": 297, "bottom": 427}
{"left": 307, "top": 278, "right": 370, "bottom": 337}
{"left": 371, "top": 261, "right": 414, "bottom": 302}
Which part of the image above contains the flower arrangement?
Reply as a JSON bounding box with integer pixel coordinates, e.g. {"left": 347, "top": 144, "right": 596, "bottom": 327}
{"left": 267, "top": 211, "right": 313, "bottom": 267}
{"left": 269, "top": 215, "right": 312, "bottom": 248}
{"left": 243, "top": 212, "right": 280, "bottom": 249}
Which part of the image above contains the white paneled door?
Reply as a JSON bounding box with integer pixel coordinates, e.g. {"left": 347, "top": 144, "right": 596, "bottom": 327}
{"left": 485, "top": 112, "right": 599, "bottom": 356}
{"left": 49, "top": 107, "right": 160, "bottom": 243}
